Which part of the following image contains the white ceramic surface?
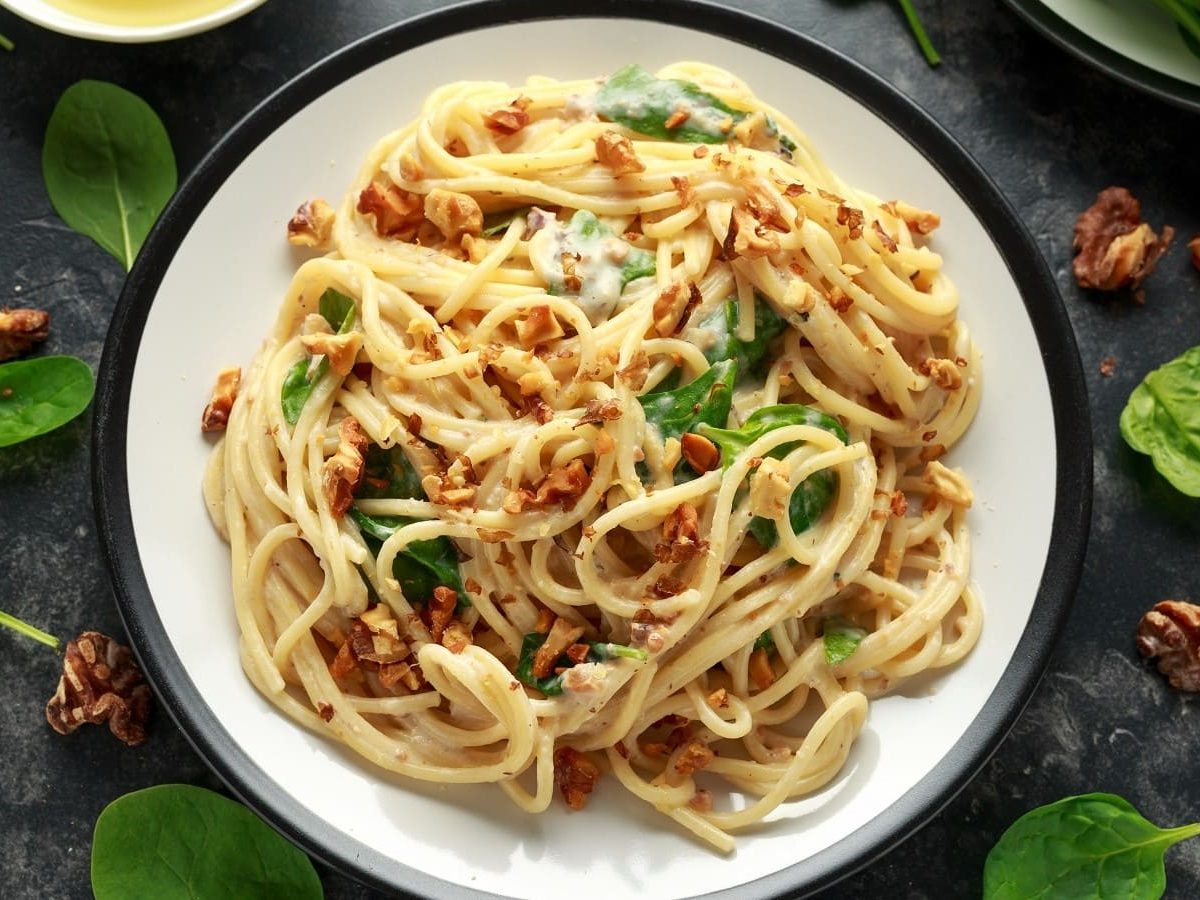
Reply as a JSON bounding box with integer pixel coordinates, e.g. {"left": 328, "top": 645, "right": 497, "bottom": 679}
{"left": 0, "top": 0, "right": 267, "bottom": 42}
{"left": 121, "top": 19, "right": 1058, "bottom": 900}
{"left": 1039, "top": 0, "right": 1200, "bottom": 86}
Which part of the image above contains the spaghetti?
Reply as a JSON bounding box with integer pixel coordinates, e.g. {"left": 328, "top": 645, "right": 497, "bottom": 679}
{"left": 203, "top": 62, "right": 983, "bottom": 852}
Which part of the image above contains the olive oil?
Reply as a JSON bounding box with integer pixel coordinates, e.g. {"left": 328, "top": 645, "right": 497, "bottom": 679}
{"left": 43, "top": 0, "right": 237, "bottom": 27}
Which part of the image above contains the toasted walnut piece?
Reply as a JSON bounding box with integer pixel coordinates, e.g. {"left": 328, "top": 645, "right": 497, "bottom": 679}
{"left": 287, "top": 199, "right": 336, "bottom": 248}
{"left": 837, "top": 204, "right": 864, "bottom": 240}
{"left": 533, "top": 617, "right": 587, "bottom": 679}
{"left": 200, "top": 366, "right": 241, "bottom": 433}
{"left": 1189, "top": 235, "right": 1200, "bottom": 272}
{"left": 595, "top": 130, "right": 644, "bottom": 175}
{"left": 652, "top": 575, "right": 687, "bottom": 598}
{"left": 885, "top": 200, "right": 940, "bottom": 235}
{"left": 872, "top": 220, "right": 899, "bottom": 253}
{"left": 889, "top": 490, "right": 908, "bottom": 518}
{"left": 484, "top": 96, "right": 532, "bottom": 135}
{"left": 554, "top": 746, "right": 601, "bottom": 810}
{"left": 922, "top": 460, "right": 973, "bottom": 508}
{"left": 534, "top": 459, "right": 591, "bottom": 509}
{"left": 427, "top": 586, "right": 458, "bottom": 644}
{"left": 322, "top": 417, "right": 368, "bottom": 518}
{"left": 827, "top": 286, "right": 853, "bottom": 313}
{"left": 576, "top": 398, "right": 622, "bottom": 428}
{"left": 652, "top": 284, "right": 687, "bottom": 337}
{"left": 724, "top": 207, "right": 780, "bottom": 260}
{"left": 689, "top": 790, "right": 714, "bottom": 813}
{"left": 441, "top": 621, "right": 473, "bottom": 654}
{"left": 317, "top": 703, "right": 335, "bottom": 722}
{"left": 707, "top": 687, "right": 729, "bottom": 709}
{"left": 919, "top": 357, "right": 963, "bottom": 391}
{"left": 664, "top": 107, "right": 689, "bottom": 130}
{"left": 356, "top": 181, "right": 424, "bottom": 239}
{"left": 527, "top": 396, "right": 554, "bottom": 425}
{"left": 518, "top": 369, "right": 558, "bottom": 399}
{"left": 46, "top": 631, "right": 152, "bottom": 747}
{"left": 674, "top": 740, "right": 715, "bottom": 777}
{"left": 749, "top": 647, "right": 776, "bottom": 691}
{"left": 745, "top": 183, "right": 790, "bottom": 231}
{"left": 1099, "top": 355, "right": 1117, "bottom": 378}
{"left": 1137, "top": 600, "right": 1200, "bottom": 691}
{"left": 617, "top": 351, "right": 649, "bottom": 391}
{"left": 680, "top": 432, "right": 719, "bottom": 474}
{"left": 749, "top": 457, "right": 792, "bottom": 521}
{"left": 1073, "top": 187, "right": 1174, "bottom": 292}
{"left": 0, "top": 308, "right": 50, "bottom": 362}
{"left": 424, "top": 189, "right": 483, "bottom": 241}
{"left": 301, "top": 330, "right": 362, "bottom": 377}
{"left": 515, "top": 305, "right": 565, "bottom": 348}
{"left": 919, "top": 444, "right": 947, "bottom": 462}
{"left": 654, "top": 502, "right": 710, "bottom": 564}
{"left": 671, "top": 175, "right": 694, "bottom": 207}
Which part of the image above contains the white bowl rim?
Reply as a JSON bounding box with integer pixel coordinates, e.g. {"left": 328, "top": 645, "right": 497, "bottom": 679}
{"left": 92, "top": 1, "right": 1092, "bottom": 896}
{"left": 0, "top": 0, "right": 268, "bottom": 43}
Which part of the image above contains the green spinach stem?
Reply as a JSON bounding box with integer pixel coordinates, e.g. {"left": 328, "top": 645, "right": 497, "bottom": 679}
{"left": 0, "top": 610, "right": 60, "bottom": 650}
{"left": 897, "top": 0, "right": 941, "bottom": 66}
{"left": 1153, "top": 0, "right": 1200, "bottom": 43}
{"left": 0, "top": 33, "right": 13, "bottom": 52}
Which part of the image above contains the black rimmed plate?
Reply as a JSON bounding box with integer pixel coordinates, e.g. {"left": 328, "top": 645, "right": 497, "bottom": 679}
{"left": 92, "top": 2, "right": 1091, "bottom": 897}
{"left": 1005, "top": 0, "right": 1200, "bottom": 114}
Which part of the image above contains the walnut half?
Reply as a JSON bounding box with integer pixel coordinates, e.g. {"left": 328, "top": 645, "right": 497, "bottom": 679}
{"left": 1073, "top": 187, "right": 1174, "bottom": 292}
{"left": 1136, "top": 600, "right": 1200, "bottom": 692}
{"left": 46, "top": 631, "right": 152, "bottom": 746}
{"left": 0, "top": 308, "right": 50, "bottom": 362}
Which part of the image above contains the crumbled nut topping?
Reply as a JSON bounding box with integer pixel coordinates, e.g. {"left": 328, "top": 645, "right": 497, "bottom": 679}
{"left": 836, "top": 204, "right": 864, "bottom": 240}
{"left": 201, "top": 366, "right": 241, "bottom": 433}
{"left": 673, "top": 740, "right": 715, "bottom": 777}
{"left": 423, "top": 188, "right": 483, "bottom": 241}
{"left": 671, "top": 175, "right": 694, "bottom": 207}
{"left": 681, "top": 432, "right": 719, "bottom": 474}
{"left": 356, "top": 181, "right": 424, "bottom": 239}
{"left": 576, "top": 398, "right": 622, "bottom": 428}
{"left": 889, "top": 490, "right": 908, "bottom": 518}
{"left": 749, "top": 457, "right": 792, "bottom": 521}
{"left": 1099, "top": 355, "right": 1117, "bottom": 377}
{"left": 884, "top": 199, "right": 940, "bottom": 235}
{"left": 654, "top": 503, "right": 709, "bottom": 564}
{"left": 1137, "top": 600, "right": 1200, "bottom": 692}
{"left": 287, "top": 198, "right": 336, "bottom": 248}
{"left": 749, "top": 647, "right": 776, "bottom": 690}
{"left": 872, "top": 219, "right": 898, "bottom": 253}
{"left": 330, "top": 606, "right": 423, "bottom": 691}
{"left": 922, "top": 460, "right": 973, "bottom": 508}
{"left": 707, "top": 687, "right": 729, "bottom": 709}
{"left": 484, "top": 96, "right": 532, "bottom": 135}
{"left": 918, "top": 357, "right": 963, "bottom": 391}
{"left": 595, "top": 130, "right": 644, "bottom": 175}
{"left": 1073, "top": 187, "right": 1174, "bottom": 292}
{"left": 505, "top": 459, "right": 591, "bottom": 512}
{"left": 323, "top": 416, "right": 368, "bottom": 518}
{"left": 514, "top": 305, "right": 564, "bottom": 348}
{"left": 0, "top": 307, "right": 50, "bottom": 362}
{"left": 617, "top": 351, "right": 649, "bottom": 391}
{"left": 428, "top": 586, "right": 457, "bottom": 645}
{"left": 554, "top": 746, "right": 601, "bottom": 810}
{"left": 723, "top": 207, "right": 780, "bottom": 259}
{"left": 533, "top": 617, "right": 587, "bottom": 679}
{"left": 46, "top": 631, "right": 152, "bottom": 747}
{"left": 301, "top": 329, "right": 362, "bottom": 377}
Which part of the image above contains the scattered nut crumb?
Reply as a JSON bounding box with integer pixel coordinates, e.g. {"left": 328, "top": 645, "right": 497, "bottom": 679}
{"left": 1098, "top": 356, "right": 1117, "bottom": 377}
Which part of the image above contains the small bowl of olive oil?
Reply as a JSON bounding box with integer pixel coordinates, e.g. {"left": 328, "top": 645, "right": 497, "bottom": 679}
{"left": 0, "top": 0, "right": 268, "bottom": 41}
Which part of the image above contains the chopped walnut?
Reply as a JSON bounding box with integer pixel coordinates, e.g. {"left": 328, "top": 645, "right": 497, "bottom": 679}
{"left": 837, "top": 205, "right": 864, "bottom": 240}
{"left": 576, "top": 398, "right": 622, "bottom": 428}
{"left": 922, "top": 460, "right": 973, "bottom": 508}
{"left": 423, "top": 189, "right": 483, "bottom": 241}
{"left": 1099, "top": 355, "right": 1117, "bottom": 378}
{"left": 331, "top": 607, "right": 423, "bottom": 690}
{"left": 1137, "top": 600, "right": 1200, "bottom": 691}
{"left": 533, "top": 617, "right": 587, "bottom": 678}
{"left": 301, "top": 330, "right": 362, "bottom": 377}
{"left": 689, "top": 790, "right": 714, "bottom": 813}
{"left": 674, "top": 740, "right": 715, "bottom": 777}
{"left": 514, "top": 305, "right": 564, "bottom": 348}
{"left": 428, "top": 586, "right": 457, "bottom": 644}
{"left": 889, "top": 490, "right": 908, "bottom": 518}
{"left": 749, "top": 457, "right": 792, "bottom": 521}
{"left": 322, "top": 417, "right": 368, "bottom": 517}
{"left": 484, "top": 96, "right": 531, "bottom": 135}
{"left": 884, "top": 200, "right": 940, "bottom": 235}
{"left": 724, "top": 207, "right": 780, "bottom": 260}
{"left": 554, "top": 746, "right": 601, "bottom": 810}
{"left": 0, "top": 307, "right": 50, "bottom": 362}
{"left": 653, "top": 284, "right": 688, "bottom": 337}
{"left": 671, "top": 175, "right": 694, "bottom": 207}
{"left": 506, "top": 459, "right": 592, "bottom": 512}
{"left": 201, "top": 366, "right": 241, "bottom": 433}
{"left": 919, "top": 357, "right": 963, "bottom": 391}
{"left": 654, "top": 503, "right": 709, "bottom": 564}
{"left": 681, "top": 432, "right": 719, "bottom": 474}
{"left": 664, "top": 107, "right": 689, "bottom": 130}
{"left": 827, "top": 286, "right": 853, "bottom": 313}
{"left": 287, "top": 198, "right": 336, "bottom": 248}
{"left": 46, "top": 631, "right": 152, "bottom": 747}
{"left": 356, "top": 181, "right": 424, "bottom": 239}
{"left": 707, "top": 687, "right": 729, "bottom": 709}
{"left": 595, "top": 130, "right": 644, "bottom": 175}
{"left": 616, "top": 351, "right": 649, "bottom": 391}
{"left": 749, "top": 647, "right": 776, "bottom": 690}
{"left": 872, "top": 220, "right": 899, "bottom": 253}
{"left": 1073, "top": 187, "right": 1174, "bottom": 292}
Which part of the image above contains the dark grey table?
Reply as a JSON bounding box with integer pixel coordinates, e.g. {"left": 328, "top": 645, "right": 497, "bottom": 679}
{"left": 2, "top": 1, "right": 1198, "bottom": 897}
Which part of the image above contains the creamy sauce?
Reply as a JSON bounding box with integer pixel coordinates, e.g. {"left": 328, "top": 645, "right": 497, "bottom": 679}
{"left": 527, "top": 208, "right": 633, "bottom": 325}
{"left": 43, "top": 0, "right": 237, "bottom": 26}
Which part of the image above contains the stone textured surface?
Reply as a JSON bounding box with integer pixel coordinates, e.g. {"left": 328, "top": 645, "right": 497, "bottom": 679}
{"left": 1, "top": 0, "right": 1198, "bottom": 897}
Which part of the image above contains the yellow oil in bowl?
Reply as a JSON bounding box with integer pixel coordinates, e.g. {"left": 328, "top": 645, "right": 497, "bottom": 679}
{"left": 42, "top": 0, "right": 237, "bottom": 26}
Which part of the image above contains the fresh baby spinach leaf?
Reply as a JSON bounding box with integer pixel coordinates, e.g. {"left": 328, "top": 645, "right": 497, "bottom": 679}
{"left": 0, "top": 355, "right": 94, "bottom": 448}
{"left": 90, "top": 784, "right": 322, "bottom": 900}
{"left": 1119, "top": 344, "right": 1200, "bottom": 497}
{"left": 280, "top": 288, "right": 357, "bottom": 425}
{"left": 698, "top": 296, "right": 788, "bottom": 380}
{"left": 639, "top": 358, "right": 737, "bottom": 443}
{"left": 823, "top": 618, "right": 866, "bottom": 665}
{"left": 43, "top": 80, "right": 177, "bottom": 271}
{"left": 983, "top": 793, "right": 1200, "bottom": 900}
{"left": 595, "top": 64, "right": 746, "bottom": 143}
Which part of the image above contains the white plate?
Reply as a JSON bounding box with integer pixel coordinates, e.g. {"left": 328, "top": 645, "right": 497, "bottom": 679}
{"left": 0, "top": 0, "right": 267, "bottom": 42}
{"left": 93, "top": 3, "right": 1090, "bottom": 897}
{"left": 1007, "top": 0, "right": 1200, "bottom": 112}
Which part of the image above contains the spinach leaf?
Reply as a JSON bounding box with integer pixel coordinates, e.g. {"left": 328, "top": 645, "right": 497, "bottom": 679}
{"left": 91, "top": 784, "right": 321, "bottom": 900}
{"left": 1119, "top": 344, "right": 1200, "bottom": 497}
{"left": 0, "top": 609, "right": 60, "bottom": 650}
{"left": 982, "top": 793, "right": 1200, "bottom": 900}
{"left": 595, "top": 64, "right": 745, "bottom": 143}
{"left": 1150, "top": 0, "right": 1200, "bottom": 58}
{"left": 0, "top": 356, "right": 95, "bottom": 448}
{"left": 639, "top": 359, "right": 737, "bottom": 444}
{"left": 753, "top": 630, "right": 775, "bottom": 653}
{"left": 514, "top": 632, "right": 647, "bottom": 696}
{"left": 481, "top": 207, "right": 529, "bottom": 237}
{"left": 823, "top": 619, "right": 866, "bottom": 665}
{"left": 281, "top": 288, "right": 357, "bottom": 425}
{"left": 699, "top": 404, "right": 846, "bottom": 543}
{"left": 350, "top": 444, "right": 466, "bottom": 610}
{"left": 698, "top": 297, "right": 788, "bottom": 380}
{"left": 42, "top": 80, "right": 177, "bottom": 271}
{"left": 552, "top": 210, "right": 655, "bottom": 292}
